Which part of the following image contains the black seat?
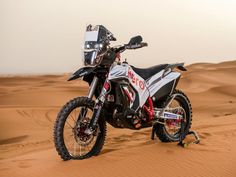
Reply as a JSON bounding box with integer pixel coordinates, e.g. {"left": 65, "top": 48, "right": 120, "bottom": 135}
{"left": 131, "top": 64, "right": 168, "bottom": 80}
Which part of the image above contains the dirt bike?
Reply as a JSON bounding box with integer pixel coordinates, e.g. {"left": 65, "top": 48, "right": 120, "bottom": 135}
{"left": 53, "top": 25, "right": 199, "bottom": 160}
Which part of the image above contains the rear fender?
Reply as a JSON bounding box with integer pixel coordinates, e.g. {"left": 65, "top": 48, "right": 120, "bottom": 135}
{"left": 166, "top": 63, "right": 187, "bottom": 71}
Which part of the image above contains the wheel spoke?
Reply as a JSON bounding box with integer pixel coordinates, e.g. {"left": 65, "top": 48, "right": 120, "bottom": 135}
{"left": 79, "top": 144, "right": 82, "bottom": 156}
{"left": 69, "top": 114, "right": 76, "bottom": 123}
{"left": 73, "top": 142, "right": 78, "bottom": 156}
{"left": 65, "top": 121, "right": 74, "bottom": 129}
{"left": 164, "top": 100, "right": 186, "bottom": 138}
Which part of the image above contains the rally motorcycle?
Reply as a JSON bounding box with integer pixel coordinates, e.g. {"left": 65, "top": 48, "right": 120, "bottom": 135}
{"left": 54, "top": 25, "right": 199, "bottom": 160}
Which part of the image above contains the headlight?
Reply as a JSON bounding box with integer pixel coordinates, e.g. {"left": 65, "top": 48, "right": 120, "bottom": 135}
{"left": 94, "top": 43, "right": 103, "bottom": 49}
{"left": 85, "top": 44, "right": 91, "bottom": 49}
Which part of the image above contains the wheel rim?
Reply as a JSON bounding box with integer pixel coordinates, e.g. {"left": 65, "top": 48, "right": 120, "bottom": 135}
{"left": 163, "top": 99, "right": 186, "bottom": 139}
{"left": 63, "top": 106, "right": 100, "bottom": 158}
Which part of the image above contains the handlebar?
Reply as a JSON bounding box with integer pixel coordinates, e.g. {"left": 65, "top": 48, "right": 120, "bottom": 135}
{"left": 125, "top": 42, "right": 148, "bottom": 49}
{"left": 113, "top": 42, "right": 148, "bottom": 53}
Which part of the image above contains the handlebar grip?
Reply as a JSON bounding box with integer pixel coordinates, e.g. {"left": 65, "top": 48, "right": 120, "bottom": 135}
{"left": 111, "top": 36, "right": 116, "bottom": 41}
{"left": 141, "top": 42, "right": 148, "bottom": 47}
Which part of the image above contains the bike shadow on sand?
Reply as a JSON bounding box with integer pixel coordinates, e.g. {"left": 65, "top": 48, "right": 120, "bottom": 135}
{"left": 100, "top": 129, "right": 155, "bottom": 155}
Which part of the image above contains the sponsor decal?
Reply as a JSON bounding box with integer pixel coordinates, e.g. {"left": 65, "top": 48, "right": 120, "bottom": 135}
{"left": 128, "top": 69, "right": 145, "bottom": 90}
{"left": 164, "top": 112, "right": 177, "bottom": 118}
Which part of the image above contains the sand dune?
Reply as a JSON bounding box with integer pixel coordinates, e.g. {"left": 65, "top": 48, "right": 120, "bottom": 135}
{"left": 0, "top": 61, "right": 236, "bottom": 177}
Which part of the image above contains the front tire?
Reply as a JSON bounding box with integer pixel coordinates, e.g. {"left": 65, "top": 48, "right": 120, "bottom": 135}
{"left": 155, "top": 90, "right": 192, "bottom": 142}
{"left": 53, "top": 97, "right": 106, "bottom": 160}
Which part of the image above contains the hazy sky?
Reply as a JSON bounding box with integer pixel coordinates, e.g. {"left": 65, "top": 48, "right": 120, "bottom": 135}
{"left": 1, "top": 0, "right": 236, "bottom": 74}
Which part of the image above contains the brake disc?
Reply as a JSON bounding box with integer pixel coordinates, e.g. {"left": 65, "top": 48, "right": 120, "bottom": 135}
{"left": 74, "top": 117, "right": 97, "bottom": 146}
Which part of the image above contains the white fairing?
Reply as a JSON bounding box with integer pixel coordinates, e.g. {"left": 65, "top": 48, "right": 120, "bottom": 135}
{"left": 108, "top": 63, "right": 180, "bottom": 110}
{"left": 108, "top": 64, "right": 128, "bottom": 80}
{"left": 147, "top": 71, "right": 180, "bottom": 97}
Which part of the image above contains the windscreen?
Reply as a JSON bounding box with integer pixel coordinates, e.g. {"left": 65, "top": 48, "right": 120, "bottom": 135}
{"left": 84, "top": 25, "right": 110, "bottom": 50}
{"left": 84, "top": 25, "right": 99, "bottom": 42}
{"left": 82, "top": 25, "right": 113, "bottom": 66}
{"left": 84, "top": 25, "right": 107, "bottom": 50}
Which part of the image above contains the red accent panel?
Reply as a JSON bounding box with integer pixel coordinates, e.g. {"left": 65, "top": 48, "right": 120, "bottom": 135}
{"left": 124, "top": 89, "right": 133, "bottom": 102}
{"left": 103, "top": 81, "right": 110, "bottom": 91}
{"left": 144, "top": 97, "right": 154, "bottom": 121}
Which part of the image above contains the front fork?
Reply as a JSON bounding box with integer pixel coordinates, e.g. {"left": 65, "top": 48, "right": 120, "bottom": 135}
{"left": 77, "top": 76, "right": 98, "bottom": 122}
{"left": 84, "top": 77, "right": 110, "bottom": 135}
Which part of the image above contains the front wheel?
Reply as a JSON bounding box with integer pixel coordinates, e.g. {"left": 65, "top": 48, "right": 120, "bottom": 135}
{"left": 155, "top": 90, "right": 192, "bottom": 142}
{"left": 53, "top": 97, "right": 106, "bottom": 160}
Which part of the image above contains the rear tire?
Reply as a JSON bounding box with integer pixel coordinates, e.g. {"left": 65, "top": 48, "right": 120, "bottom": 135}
{"left": 155, "top": 90, "right": 192, "bottom": 142}
{"left": 53, "top": 97, "right": 106, "bottom": 160}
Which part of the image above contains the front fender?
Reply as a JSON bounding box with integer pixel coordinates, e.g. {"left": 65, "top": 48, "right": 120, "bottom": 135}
{"left": 68, "top": 67, "right": 96, "bottom": 81}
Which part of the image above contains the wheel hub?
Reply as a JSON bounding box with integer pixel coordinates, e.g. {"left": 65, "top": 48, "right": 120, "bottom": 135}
{"left": 74, "top": 118, "right": 94, "bottom": 146}
{"left": 165, "top": 107, "right": 185, "bottom": 128}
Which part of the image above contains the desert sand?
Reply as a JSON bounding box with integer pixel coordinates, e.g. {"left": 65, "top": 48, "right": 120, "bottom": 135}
{"left": 0, "top": 61, "right": 236, "bottom": 177}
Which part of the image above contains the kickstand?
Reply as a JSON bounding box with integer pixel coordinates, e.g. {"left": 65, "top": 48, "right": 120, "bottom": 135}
{"left": 178, "top": 130, "right": 200, "bottom": 147}
{"left": 178, "top": 119, "right": 200, "bottom": 147}
{"left": 151, "top": 124, "right": 157, "bottom": 140}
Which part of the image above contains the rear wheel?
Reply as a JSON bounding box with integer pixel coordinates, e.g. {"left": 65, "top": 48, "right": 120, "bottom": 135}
{"left": 53, "top": 97, "right": 106, "bottom": 160}
{"left": 155, "top": 90, "right": 192, "bottom": 142}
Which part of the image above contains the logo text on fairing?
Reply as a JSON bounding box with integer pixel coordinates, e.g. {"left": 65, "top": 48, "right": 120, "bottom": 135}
{"left": 128, "top": 69, "right": 145, "bottom": 90}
